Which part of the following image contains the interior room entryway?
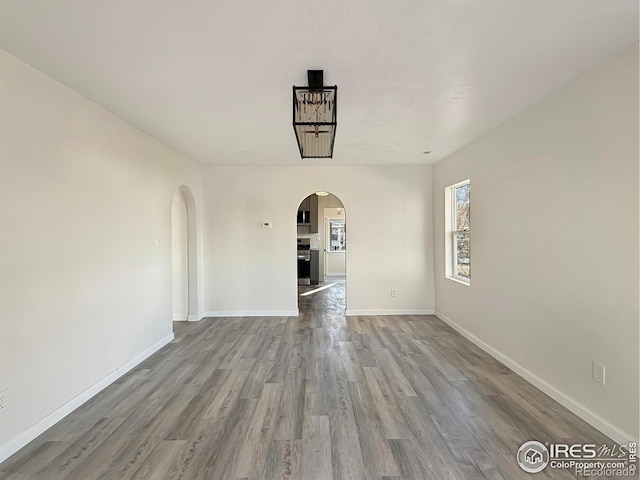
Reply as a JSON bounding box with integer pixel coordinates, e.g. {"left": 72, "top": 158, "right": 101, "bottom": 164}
{"left": 296, "top": 192, "right": 346, "bottom": 312}
{"left": 171, "top": 186, "right": 198, "bottom": 331}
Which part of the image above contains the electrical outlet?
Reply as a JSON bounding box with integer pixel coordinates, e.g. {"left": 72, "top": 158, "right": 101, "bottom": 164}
{"left": 592, "top": 361, "right": 606, "bottom": 385}
{"left": 390, "top": 288, "right": 397, "bottom": 297}
{"left": 0, "top": 389, "right": 6, "bottom": 414}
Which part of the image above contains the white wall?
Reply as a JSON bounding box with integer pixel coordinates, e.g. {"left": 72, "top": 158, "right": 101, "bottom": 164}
{"left": 171, "top": 191, "right": 189, "bottom": 321}
{"left": 326, "top": 250, "right": 346, "bottom": 276}
{"left": 203, "top": 165, "right": 434, "bottom": 316}
{"left": 432, "top": 44, "right": 639, "bottom": 443}
{"left": 0, "top": 50, "right": 204, "bottom": 460}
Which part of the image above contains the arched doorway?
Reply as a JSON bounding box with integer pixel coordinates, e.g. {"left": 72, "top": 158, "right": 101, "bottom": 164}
{"left": 296, "top": 192, "right": 346, "bottom": 312}
{"left": 171, "top": 186, "right": 198, "bottom": 327}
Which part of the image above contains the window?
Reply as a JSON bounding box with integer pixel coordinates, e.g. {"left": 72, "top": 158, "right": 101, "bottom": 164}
{"left": 446, "top": 180, "right": 470, "bottom": 284}
{"left": 329, "top": 219, "right": 346, "bottom": 251}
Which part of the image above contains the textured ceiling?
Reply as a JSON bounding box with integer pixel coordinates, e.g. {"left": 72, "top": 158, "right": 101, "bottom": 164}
{"left": 0, "top": 1, "right": 637, "bottom": 166}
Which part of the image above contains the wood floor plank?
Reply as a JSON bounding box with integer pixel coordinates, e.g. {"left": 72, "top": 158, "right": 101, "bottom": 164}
{"left": 348, "top": 380, "right": 400, "bottom": 478}
{"left": 182, "top": 397, "right": 257, "bottom": 480}
{"left": 326, "top": 356, "right": 367, "bottom": 480}
{"left": 163, "top": 369, "right": 230, "bottom": 441}
{"left": 362, "top": 367, "right": 412, "bottom": 440}
{"left": 259, "top": 439, "right": 302, "bottom": 480}
{"left": 234, "top": 382, "right": 284, "bottom": 478}
{"left": 273, "top": 363, "right": 306, "bottom": 440}
{"left": 301, "top": 415, "right": 333, "bottom": 480}
{"left": 34, "top": 417, "right": 127, "bottom": 479}
{"left": 388, "top": 438, "right": 446, "bottom": 480}
{"left": 128, "top": 440, "right": 186, "bottom": 480}
{"left": 1, "top": 441, "right": 64, "bottom": 480}
{"left": 374, "top": 347, "right": 417, "bottom": 397}
{"left": 337, "top": 341, "right": 360, "bottom": 382}
{"left": 0, "top": 278, "right": 619, "bottom": 480}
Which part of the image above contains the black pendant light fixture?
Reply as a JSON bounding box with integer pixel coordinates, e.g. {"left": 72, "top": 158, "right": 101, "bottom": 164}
{"left": 293, "top": 70, "right": 337, "bottom": 158}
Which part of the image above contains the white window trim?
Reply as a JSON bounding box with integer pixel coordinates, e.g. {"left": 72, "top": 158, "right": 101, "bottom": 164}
{"left": 327, "top": 218, "right": 346, "bottom": 252}
{"left": 445, "top": 179, "right": 470, "bottom": 286}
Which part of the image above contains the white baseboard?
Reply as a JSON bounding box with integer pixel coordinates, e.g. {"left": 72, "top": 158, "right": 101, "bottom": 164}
{"left": 187, "top": 314, "right": 200, "bottom": 322}
{"left": 117, "top": 334, "right": 174, "bottom": 378}
{"left": 200, "top": 310, "right": 299, "bottom": 318}
{"left": 434, "top": 310, "right": 636, "bottom": 445}
{"left": 172, "top": 314, "right": 187, "bottom": 321}
{"left": 0, "top": 333, "right": 174, "bottom": 464}
{"left": 345, "top": 309, "right": 435, "bottom": 316}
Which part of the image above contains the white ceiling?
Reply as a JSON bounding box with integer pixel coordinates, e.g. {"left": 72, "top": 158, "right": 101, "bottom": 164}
{"left": 0, "top": 1, "right": 637, "bottom": 166}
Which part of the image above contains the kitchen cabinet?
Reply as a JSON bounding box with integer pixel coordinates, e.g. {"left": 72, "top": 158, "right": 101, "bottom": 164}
{"left": 297, "top": 194, "right": 319, "bottom": 233}
{"left": 309, "top": 194, "right": 318, "bottom": 233}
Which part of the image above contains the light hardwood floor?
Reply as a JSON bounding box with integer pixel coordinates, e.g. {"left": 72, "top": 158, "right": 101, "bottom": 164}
{"left": 1, "top": 279, "right": 615, "bottom": 479}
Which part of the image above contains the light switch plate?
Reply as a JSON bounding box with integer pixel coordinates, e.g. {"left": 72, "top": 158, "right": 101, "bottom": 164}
{"left": 592, "top": 361, "right": 606, "bottom": 385}
{"left": 0, "top": 388, "right": 7, "bottom": 414}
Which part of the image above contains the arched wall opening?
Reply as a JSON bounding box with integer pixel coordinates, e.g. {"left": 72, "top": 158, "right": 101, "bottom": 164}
{"left": 296, "top": 191, "right": 346, "bottom": 311}
{"left": 171, "top": 185, "right": 199, "bottom": 324}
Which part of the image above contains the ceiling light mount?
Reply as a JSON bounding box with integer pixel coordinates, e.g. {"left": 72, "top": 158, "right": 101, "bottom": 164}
{"left": 293, "top": 70, "right": 337, "bottom": 159}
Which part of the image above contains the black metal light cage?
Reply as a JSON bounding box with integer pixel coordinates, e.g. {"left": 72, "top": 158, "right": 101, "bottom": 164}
{"left": 292, "top": 84, "right": 337, "bottom": 159}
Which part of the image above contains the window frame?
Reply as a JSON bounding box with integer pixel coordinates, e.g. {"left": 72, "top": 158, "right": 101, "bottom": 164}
{"left": 445, "top": 179, "right": 471, "bottom": 285}
{"left": 328, "top": 218, "right": 346, "bottom": 252}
